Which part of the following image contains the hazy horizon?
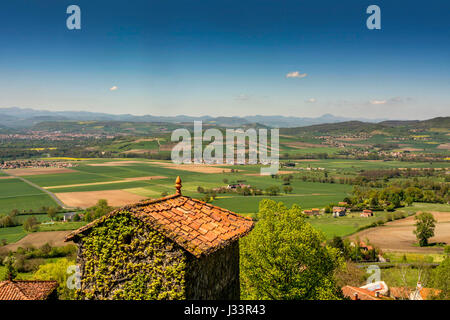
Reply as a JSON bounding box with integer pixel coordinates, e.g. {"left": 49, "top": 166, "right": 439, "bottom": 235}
{"left": 1, "top": 105, "right": 448, "bottom": 122}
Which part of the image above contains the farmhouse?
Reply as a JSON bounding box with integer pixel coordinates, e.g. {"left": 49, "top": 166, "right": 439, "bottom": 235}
{"left": 342, "top": 281, "right": 389, "bottom": 300}
{"left": 342, "top": 286, "right": 382, "bottom": 300}
{"left": 63, "top": 212, "right": 79, "bottom": 221}
{"left": 226, "top": 183, "right": 251, "bottom": 190}
{"left": 0, "top": 280, "right": 58, "bottom": 300}
{"left": 332, "top": 206, "right": 347, "bottom": 217}
{"left": 360, "top": 209, "right": 373, "bottom": 217}
{"left": 65, "top": 176, "right": 254, "bottom": 300}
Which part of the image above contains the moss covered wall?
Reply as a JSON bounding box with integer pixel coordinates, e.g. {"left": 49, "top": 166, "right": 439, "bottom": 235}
{"left": 76, "top": 212, "right": 186, "bottom": 300}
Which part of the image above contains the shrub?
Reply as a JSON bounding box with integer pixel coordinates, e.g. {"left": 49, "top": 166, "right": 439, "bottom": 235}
{"left": 0, "top": 215, "right": 19, "bottom": 228}
{"left": 23, "top": 217, "right": 38, "bottom": 232}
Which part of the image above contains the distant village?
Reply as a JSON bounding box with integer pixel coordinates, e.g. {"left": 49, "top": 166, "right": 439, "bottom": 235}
{"left": 0, "top": 131, "right": 116, "bottom": 141}
{"left": 0, "top": 160, "right": 78, "bottom": 170}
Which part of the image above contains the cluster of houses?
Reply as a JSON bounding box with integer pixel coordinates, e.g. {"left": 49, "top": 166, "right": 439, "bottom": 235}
{"left": 0, "top": 130, "right": 116, "bottom": 142}
{"left": 0, "top": 160, "right": 77, "bottom": 170}
{"left": 211, "top": 183, "right": 253, "bottom": 193}
{"left": 226, "top": 183, "right": 251, "bottom": 190}
{"left": 302, "top": 205, "right": 375, "bottom": 218}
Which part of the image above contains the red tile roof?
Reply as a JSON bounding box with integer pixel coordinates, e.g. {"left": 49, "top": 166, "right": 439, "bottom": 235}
{"left": 342, "top": 286, "right": 381, "bottom": 300}
{"left": 65, "top": 177, "right": 255, "bottom": 258}
{"left": 0, "top": 280, "right": 58, "bottom": 300}
{"left": 390, "top": 287, "right": 442, "bottom": 300}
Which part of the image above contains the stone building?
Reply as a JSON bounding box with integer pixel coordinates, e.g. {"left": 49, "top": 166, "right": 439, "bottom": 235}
{"left": 65, "top": 177, "right": 254, "bottom": 300}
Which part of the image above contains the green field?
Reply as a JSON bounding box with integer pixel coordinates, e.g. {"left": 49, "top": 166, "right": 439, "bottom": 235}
{"left": 38, "top": 221, "right": 87, "bottom": 232}
{"left": 0, "top": 178, "right": 58, "bottom": 214}
{"left": 0, "top": 212, "right": 79, "bottom": 244}
{"left": 308, "top": 212, "right": 387, "bottom": 239}
{"left": 0, "top": 225, "right": 27, "bottom": 244}
{"left": 291, "top": 159, "right": 450, "bottom": 171}
{"left": 0, "top": 158, "right": 448, "bottom": 247}
{"left": 212, "top": 191, "right": 350, "bottom": 214}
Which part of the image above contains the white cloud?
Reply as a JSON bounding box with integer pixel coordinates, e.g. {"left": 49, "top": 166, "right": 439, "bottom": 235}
{"left": 286, "top": 71, "right": 307, "bottom": 79}
{"left": 369, "top": 97, "right": 413, "bottom": 105}
{"left": 235, "top": 93, "right": 250, "bottom": 101}
{"left": 370, "top": 99, "right": 387, "bottom": 105}
{"left": 109, "top": 86, "right": 118, "bottom": 91}
{"left": 306, "top": 98, "right": 316, "bottom": 103}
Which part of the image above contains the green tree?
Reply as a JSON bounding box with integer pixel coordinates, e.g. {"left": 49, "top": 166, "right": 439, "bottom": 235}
{"left": 329, "top": 236, "right": 350, "bottom": 260}
{"left": 265, "top": 186, "right": 280, "bottom": 196}
{"left": 2, "top": 252, "right": 17, "bottom": 281}
{"left": 197, "top": 186, "right": 205, "bottom": 193}
{"left": 47, "top": 207, "right": 57, "bottom": 220}
{"left": 23, "top": 216, "right": 38, "bottom": 232}
{"left": 33, "top": 258, "right": 76, "bottom": 300}
{"left": 240, "top": 199, "right": 344, "bottom": 300}
{"left": 283, "top": 186, "right": 293, "bottom": 194}
{"left": 444, "top": 245, "right": 450, "bottom": 256}
{"left": 430, "top": 257, "right": 450, "bottom": 300}
{"left": 413, "top": 212, "right": 437, "bottom": 247}
{"left": 405, "top": 196, "right": 413, "bottom": 206}
{"left": 83, "top": 199, "right": 112, "bottom": 222}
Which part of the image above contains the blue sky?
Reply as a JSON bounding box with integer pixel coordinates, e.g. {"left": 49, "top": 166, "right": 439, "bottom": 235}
{"left": 0, "top": 0, "right": 449, "bottom": 119}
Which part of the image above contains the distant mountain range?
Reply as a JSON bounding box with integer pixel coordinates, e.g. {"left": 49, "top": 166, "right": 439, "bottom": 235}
{"left": 0, "top": 107, "right": 389, "bottom": 129}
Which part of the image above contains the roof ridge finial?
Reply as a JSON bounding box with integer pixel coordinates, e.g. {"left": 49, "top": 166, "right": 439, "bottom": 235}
{"left": 175, "top": 176, "right": 182, "bottom": 195}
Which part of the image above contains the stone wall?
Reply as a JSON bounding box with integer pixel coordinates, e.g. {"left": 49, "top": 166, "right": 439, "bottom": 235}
{"left": 184, "top": 241, "right": 240, "bottom": 300}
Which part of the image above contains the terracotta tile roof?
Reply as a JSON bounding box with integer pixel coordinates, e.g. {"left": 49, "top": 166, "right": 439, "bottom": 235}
{"left": 389, "top": 287, "right": 411, "bottom": 300}
{"left": 390, "top": 287, "right": 442, "bottom": 300}
{"left": 342, "top": 286, "right": 382, "bottom": 300}
{"left": 413, "top": 287, "right": 441, "bottom": 300}
{"left": 66, "top": 178, "right": 254, "bottom": 258}
{"left": 0, "top": 280, "right": 58, "bottom": 300}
